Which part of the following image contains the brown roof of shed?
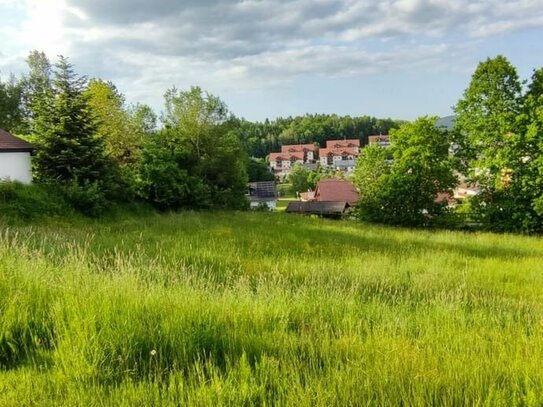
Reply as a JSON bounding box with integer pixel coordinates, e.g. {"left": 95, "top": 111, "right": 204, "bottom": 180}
{"left": 286, "top": 201, "right": 348, "bottom": 215}
{"left": 0, "top": 129, "right": 34, "bottom": 152}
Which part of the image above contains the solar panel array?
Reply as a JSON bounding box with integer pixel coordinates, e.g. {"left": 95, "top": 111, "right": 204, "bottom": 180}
{"left": 248, "top": 181, "right": 276, "bottom": 198}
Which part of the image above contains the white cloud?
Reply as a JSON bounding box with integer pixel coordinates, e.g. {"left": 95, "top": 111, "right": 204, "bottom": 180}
{"left": 1, "top": 0, "right": 542, "bottom": 114}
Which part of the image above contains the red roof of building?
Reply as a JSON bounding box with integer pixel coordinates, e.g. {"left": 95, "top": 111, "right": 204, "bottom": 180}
{"left": 280, "top": 144, "right": 316, "bottom": 154}
{"left": 314, "top": 179, "right": 360, "bottom": 205}
{"left": 269, "top": 151, "right": 305, "bottom": 161}
{"left": 325, "top": 139, "right": 360, "bottom": 149}
{"left": 368, "top": 135, "right": 390, "bottom": 143}
{"left": 0, "top": 129, "right": 34, "bottom": 152}
{"left": 319, "top": 147, "right": 359, "bottom": 157}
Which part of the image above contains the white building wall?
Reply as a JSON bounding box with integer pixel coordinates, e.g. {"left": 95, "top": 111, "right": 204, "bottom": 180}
{"left": 0, "top": 152, "right": 33, "bottom": 184}
{"left": 249, "top": 200, "right": 277, "bottom": 210}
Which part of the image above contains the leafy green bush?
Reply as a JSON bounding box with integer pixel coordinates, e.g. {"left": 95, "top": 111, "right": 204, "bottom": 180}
{"left": 59, "top": 180, "right": 110, "bottom": 218}
{"left": 247, "top": 158, "right": 274, "bottom": 182}
{"left": 0, "top": 181, "right": 72, "bottom": 221}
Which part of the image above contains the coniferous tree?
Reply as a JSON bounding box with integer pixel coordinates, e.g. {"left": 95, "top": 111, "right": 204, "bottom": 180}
{"left": 33, "top": 56, "right": 109, "bottom": 185}
{"left": 31, "top": 56, "right": 116, "bottom": 215}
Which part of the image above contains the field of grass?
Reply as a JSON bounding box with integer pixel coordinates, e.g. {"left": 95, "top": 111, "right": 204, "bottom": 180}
{"left": 1, "top": 211, "right": 543, "bottom": 405}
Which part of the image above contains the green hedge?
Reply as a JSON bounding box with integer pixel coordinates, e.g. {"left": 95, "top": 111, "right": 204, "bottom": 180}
{"left": 0, "top": 181, "right": 73, "bottom": 221}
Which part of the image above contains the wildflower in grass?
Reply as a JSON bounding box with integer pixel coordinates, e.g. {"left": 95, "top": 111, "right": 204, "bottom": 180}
{"left": 150, "top": 350, "right": 157, "bottom": 357}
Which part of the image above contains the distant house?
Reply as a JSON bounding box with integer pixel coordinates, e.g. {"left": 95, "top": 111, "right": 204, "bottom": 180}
{"left": 287, "top": 179, "right": 359, "bottom": 216}
{"left": 435, "top": 192, "right": 455, "bottom": 208}
{"left": 299, "top": 191, "right": 315, "bottom": 202}
{"left": 319, "top": 139, "right": 360, "bottom": 172}
{"left": 247, "top": 181, "right": 277, "bottom": 210}
{"left": 0, "top": 129, "right": 34, "bottom": 184}
{"left": 313, "top": 179, "right": 359, "bottom": 206}
{"left": 367, "top": 135, "right": 391, "bottom": 148}
{"left": 453, "top": 177, "right": 480, "bottom": 200}
{"left": 268, "top": 144, "right": 318, "bottom": 176}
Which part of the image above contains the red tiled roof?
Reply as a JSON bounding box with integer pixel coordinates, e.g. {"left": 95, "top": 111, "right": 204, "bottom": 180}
{"left": 325, "top": 139, "right": 360, "bottom": 149}
{"left": 280, "top": 144, "right": 316, "bottom": 154}
{"left": 314, "top": 179, "right": 360, "bottom": 205}
{"left": 0, "top": 129, "right": 34, "bottom": 152}
{"left": 319, "top": 147, "right": 359, "bottom": 157}
{"left": 368, "top": 135, "right": 390, "bottom": 143}
{"left": 270, "top": 151, "right": 304, "bottom": 161}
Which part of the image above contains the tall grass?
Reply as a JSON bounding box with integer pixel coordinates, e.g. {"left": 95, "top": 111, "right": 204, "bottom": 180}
{"left": 1, "top": 211, "right": 543, "bottom": 405}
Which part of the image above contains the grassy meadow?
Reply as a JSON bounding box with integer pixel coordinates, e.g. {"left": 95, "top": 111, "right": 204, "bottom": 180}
{"left": 1, "top": 211, "right": 543, "bottom": 405}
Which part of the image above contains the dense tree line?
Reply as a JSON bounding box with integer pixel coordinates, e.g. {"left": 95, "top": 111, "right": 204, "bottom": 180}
{"left": 354, "top": 55, "right": 543, "bottom": 233}
{"left": 0, "top": 52, "right": 249, "bottom": 214}
{"left": 0, "top": 50, "right": 406, "bottom": 216}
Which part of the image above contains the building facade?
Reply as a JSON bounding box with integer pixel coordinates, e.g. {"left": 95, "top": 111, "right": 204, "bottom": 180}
{"left": 269, "top": 144, "right": 318, "bottom": 176}
{"left": 319, "top": 139, "right": 360, "bottom": 172}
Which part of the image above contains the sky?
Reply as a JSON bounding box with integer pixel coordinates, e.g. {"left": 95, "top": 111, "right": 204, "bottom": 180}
{"left": 1, "top": 0, "right": 543, "bottom": 122}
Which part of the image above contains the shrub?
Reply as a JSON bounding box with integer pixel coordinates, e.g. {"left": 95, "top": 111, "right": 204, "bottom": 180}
{"left": 59, "top": 180, "right": 110, "bottom": 218}
{"left": 0, "top": 181, "right": 72, "bottom": 221}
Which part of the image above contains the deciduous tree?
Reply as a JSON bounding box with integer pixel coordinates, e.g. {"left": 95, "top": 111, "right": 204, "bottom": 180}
{"left": 453, "top": 55, "right": 541, "bottom": 232}
{"left": 138, "top": 86, "right": 248, "bottom": 210}
{"left": 354, "top": 117, "right": 456, "bottom": 226}
{"left": 0, "top": 75, "right": 23, "bottom": 132}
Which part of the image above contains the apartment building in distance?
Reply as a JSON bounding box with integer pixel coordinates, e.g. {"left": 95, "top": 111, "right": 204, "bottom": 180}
{"left": 319, "top": 139, "right": 360, "bottom": 172}
{"left": 268, "top": 143, "right": 318, "bottom": 176}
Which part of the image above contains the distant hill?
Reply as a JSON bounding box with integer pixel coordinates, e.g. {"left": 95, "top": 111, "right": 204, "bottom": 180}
{"left": 436, "top": 115, "right": 456, "bottom": 129}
